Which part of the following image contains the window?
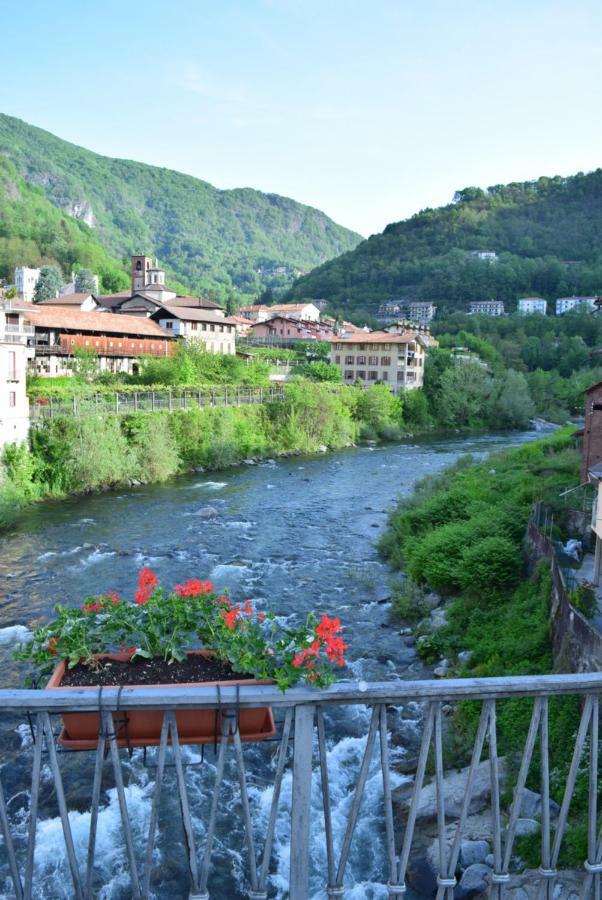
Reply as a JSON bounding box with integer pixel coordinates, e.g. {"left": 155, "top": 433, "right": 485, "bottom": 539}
{"left": 9, "top": 392, "right": 16, "bottom": 408}
{"left": 191, "top": 322, "right": 198, "bottom": 331}
{"left": 397, "top": 371, "right": 404, "bottom": 382}
{"left": 359, "top": 344, "right": 366, "bottom": 351}
{"left": 165, "top": 321, "right": 173, "bottom": 329}
{"left": 335, "top": 355, "right": 341, "bottom": 364}
{"left": 356, "top": 355, "right": 366, "bottom": 365}
{"left": 356, "top": 370, "right": 366, "bottom": 380}
{"left": 368, "top": 356, "right": 378, "bottom": 366}
{"left": 381, "top": 371, "right": 388, "bottom": 380}
{"left": 210, "top": 324, "right": 215, "bottom": 332}
{"left": 381, "top": 356, "right": 391, "bottom": 367}
{"left": 345, "top": 355, "right": 354, "bottom": 365}
{"left": 345, "top": 370, "right": 354, "bottom": 380}
{"left": 369, "top": 371, "right": 378, "bottom": 381}
{"left": 382, "top": 343, "right": 391, "bottom": 350}
{"left": 8, "top": 351, "right": 16, "bottom": 380}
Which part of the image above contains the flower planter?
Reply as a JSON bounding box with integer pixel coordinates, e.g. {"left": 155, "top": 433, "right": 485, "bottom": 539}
{"left": 46, "top": 651, "right": 276, "bottom": 750}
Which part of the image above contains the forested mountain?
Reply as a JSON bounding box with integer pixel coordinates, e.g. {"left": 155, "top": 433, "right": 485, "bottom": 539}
{"left": 286, "top": 172, "right": 602, "bottom": 316}
{"left": 0, "top": 114, "right": 361, "bottom": 298}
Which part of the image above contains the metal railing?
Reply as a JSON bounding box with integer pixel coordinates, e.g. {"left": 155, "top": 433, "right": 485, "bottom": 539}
{"left": 0, "top": 673, "right": 601, "bottom": 899}
{"left": 30, "top": 386, "right": 286, "bottom": 420}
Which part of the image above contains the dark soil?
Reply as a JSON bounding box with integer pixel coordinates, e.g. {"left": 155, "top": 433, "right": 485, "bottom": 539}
{"left": 60, "top": 655, "right": 255, "bottom": 687}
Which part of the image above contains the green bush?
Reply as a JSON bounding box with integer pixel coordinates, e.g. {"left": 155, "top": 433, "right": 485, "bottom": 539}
{"left": 458, "top": 534, "right": 523, "bottom": 593}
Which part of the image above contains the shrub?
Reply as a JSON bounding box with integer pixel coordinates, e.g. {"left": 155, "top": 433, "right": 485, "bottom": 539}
{"left": 458, "top": 535, "right": 523, "bottom": 593}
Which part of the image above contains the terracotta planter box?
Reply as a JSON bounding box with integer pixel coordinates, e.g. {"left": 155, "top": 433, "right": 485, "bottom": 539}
{"left": 46, "top": 651, "right": 276, "bottom": 750}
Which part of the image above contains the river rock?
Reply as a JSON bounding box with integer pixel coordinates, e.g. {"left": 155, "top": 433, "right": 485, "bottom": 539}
{"left": 515, "top": 818, "right": 540, "bottom": 836}
{"left": 243, "top": 458, "right": 257, "bottom": 465}
{"left": 458, "top": 650, "right": 473, "bottom": 664}
{"left": 395, "top": 759, "right": 507, "bottom": 820}
{"left": 429, "top": 607, "right": 448, "bottom": 630}
{"left": 318, "top": 444, "right": 328, "bottom": 452}
{"left": 459, "top": 863, "right": 491, "bottom": 894}
{"left": 406, "top": 856, "right": 438, "bottom": 896}
{"left": 433, "top": 666, "right": 448, "bottom": 677}
{"left": 518, "top": 787, "right": 560, "bottom": 819}
{"left": 195, "top": 506, "right": 219, "bottom": 519}
{"left": 423, "top": 592, "right": 443, "bottom": 611}
{"left": 460, "top": 839, "right": 490, "bottom": 868}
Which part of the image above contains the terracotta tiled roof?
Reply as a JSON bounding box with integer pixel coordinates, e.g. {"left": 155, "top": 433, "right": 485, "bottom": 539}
{"left": 240, "top": 303, "right": 313, "bottom": 313}
{"left": 331, "top": 331, "right": 422, "bottom": 344}
{"left": 168, "top": 296, "right": 225, "bottom": 310}
{"left": 24, "top": 306, "right": 173, "bottom": 338}
{"left": 38, "top": 293, "right": 95, "bottom": 305}
{"left": 156, "top": 306, "right": 239, "bottom": 325}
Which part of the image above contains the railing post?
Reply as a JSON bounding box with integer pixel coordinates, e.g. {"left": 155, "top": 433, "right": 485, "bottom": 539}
{"left": 134, "top": 392, "right": 138, "bottom": 412}
{"left": 290, "top": 704, "right": 314, "bottom": 900}
{"left": 169, "top": 390, "right": 173, "bottom": 412}
{"left": 115, "top": 394, "right": 119, "bottom": 415}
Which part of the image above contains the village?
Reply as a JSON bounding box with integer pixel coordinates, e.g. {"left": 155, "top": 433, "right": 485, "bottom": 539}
{"left": 0, "top": 255, "right": 442, "bottom": 449}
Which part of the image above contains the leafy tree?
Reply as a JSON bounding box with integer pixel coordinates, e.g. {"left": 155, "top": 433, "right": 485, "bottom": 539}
{"left": 74, "top": 268, "right": 97, "bottom": 293}
{"left": 33, "top": 265, "right": 63, "bottom": 302}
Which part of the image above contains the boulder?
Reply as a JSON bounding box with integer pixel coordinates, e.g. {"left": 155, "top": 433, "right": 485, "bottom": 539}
{"left": 515, "top": 818, "right": 540, "bottom": 836}
{"left": 458, "top": 650, "right": 473, "bottom": 665}
{"left": 459, "top": 864, "right": 491, "bottom": 894}
{"left": 395, "top": 759, "right": 507, "bottom": 820}
{"left": 406, "top": 856, "right": 438, "bottom": 896}
{"left": 430, "top": 608, "right": 448, "bottom": 630}
{"left": 460, "top": 840, "right": 490, "bottom": 869}
{"left": 518, "top": 787, "right": 560, "bottom": 820}
{"left": 318, "top": 444, "right": 328, "bottom": 452}
{"left": 195, "top": 506, "right": 219, "bottom": 519}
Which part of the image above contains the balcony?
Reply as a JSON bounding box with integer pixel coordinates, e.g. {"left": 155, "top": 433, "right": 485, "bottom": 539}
{"left": 1, "top": 324, "right": 35, "bottom": 344}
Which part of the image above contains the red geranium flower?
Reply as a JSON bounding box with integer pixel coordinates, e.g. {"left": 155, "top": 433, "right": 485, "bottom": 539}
{"left": 174, "top": 578, "right": 213, "bottom": 598}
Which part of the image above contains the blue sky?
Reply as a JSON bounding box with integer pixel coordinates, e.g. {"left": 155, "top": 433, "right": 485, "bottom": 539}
{"left": 1, "top": 0, "right": 601, "bottom": 236}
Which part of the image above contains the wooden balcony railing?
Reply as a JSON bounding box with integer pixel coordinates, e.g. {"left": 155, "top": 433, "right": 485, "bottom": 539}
{"left": 0, "top": 674, "right": 600, "bottom": 898}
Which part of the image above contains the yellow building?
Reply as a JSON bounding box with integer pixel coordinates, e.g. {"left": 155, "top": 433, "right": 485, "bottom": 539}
{"left": 330, "top": 330, "right": 431, "bottom": 392}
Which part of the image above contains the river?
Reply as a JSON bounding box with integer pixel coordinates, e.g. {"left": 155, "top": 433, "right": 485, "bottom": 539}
{"left": 0, "top": 431, "right": 538, "bottom": 898}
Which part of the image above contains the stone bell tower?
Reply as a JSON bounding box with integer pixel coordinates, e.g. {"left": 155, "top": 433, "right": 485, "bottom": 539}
{"left": 131, "top": 256, "right": 153, "bottom": 293}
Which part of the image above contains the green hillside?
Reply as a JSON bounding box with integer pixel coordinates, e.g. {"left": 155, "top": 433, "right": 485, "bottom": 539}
{"left": 286, "top": 172, "right": 602, "bottom": 316}
{"left": 0, "top": 113, "right": 361, "bottom": 299}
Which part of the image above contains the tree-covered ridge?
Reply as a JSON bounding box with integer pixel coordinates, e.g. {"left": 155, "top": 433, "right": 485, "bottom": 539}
{"left": 286, "top": 171, "right": 602, "bottom": 315}
{"left": 0, "top": 113, "right": 361, "bottom": 299}
{"left": 0, "top": 157, "right": 130, "bottom": 292}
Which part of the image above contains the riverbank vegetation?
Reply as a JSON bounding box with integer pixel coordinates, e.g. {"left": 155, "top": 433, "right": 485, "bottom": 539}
{"left": 380, "top": 430, "right": 592, "bottom": 862}
{"left": 0, "top": 381, "right": 404, "bottom": 530}
{"left": 431, "top": 309, "right": 602, "bottom": 422}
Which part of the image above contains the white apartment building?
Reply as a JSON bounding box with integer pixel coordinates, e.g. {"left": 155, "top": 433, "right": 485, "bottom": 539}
{"left": 14, "top": 267, "right": 41, "bottom": 303}
{"left": 555, "top": 296, "right": 597, "bottom": 315}
{"left": 468, "top": 300, "right": 505, "bottom": 316}
{"left": 517, "top": 297, "right": 548, "bottom": 315}
{"left": 330, "top": 331, "right": 430, "bottom": 392}
{"left": 0, "top": 302, "right": 34, "bottom": 448}
{"left": 468, "top": 251, "right": 498, "bottom": 262}
{"left": 151, "top": 306, "right": 237, "bottom": 354}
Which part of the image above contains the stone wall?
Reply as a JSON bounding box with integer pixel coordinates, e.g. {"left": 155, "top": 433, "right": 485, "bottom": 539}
{"left": 526, "top": 520, "right": 602, "bottom": 673}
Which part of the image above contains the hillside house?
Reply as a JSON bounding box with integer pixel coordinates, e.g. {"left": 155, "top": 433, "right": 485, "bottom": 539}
{"left": 556, "top": 296, "right": 597, "bottom": 315}
{"left": 330, "top": 331, "right": 430, "bottom": 391}
{"left": 517, "top": 297, "right": 547, "bottom": 315}
{"left": 468, "top": 300, "right": 505, "bottom": 316}
{"left": 23, "top": 305, "right": 175, "bottom": 376}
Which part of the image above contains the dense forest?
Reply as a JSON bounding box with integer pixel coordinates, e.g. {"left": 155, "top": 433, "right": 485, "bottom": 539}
{"left": 0, "top": 158, "right": 131, "bottom": 293}
{"left": 286, "top": 172, "right": 602, "bottom": 317}
{"left": 0, "top": 114, "right": 361, "bottom": 300}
